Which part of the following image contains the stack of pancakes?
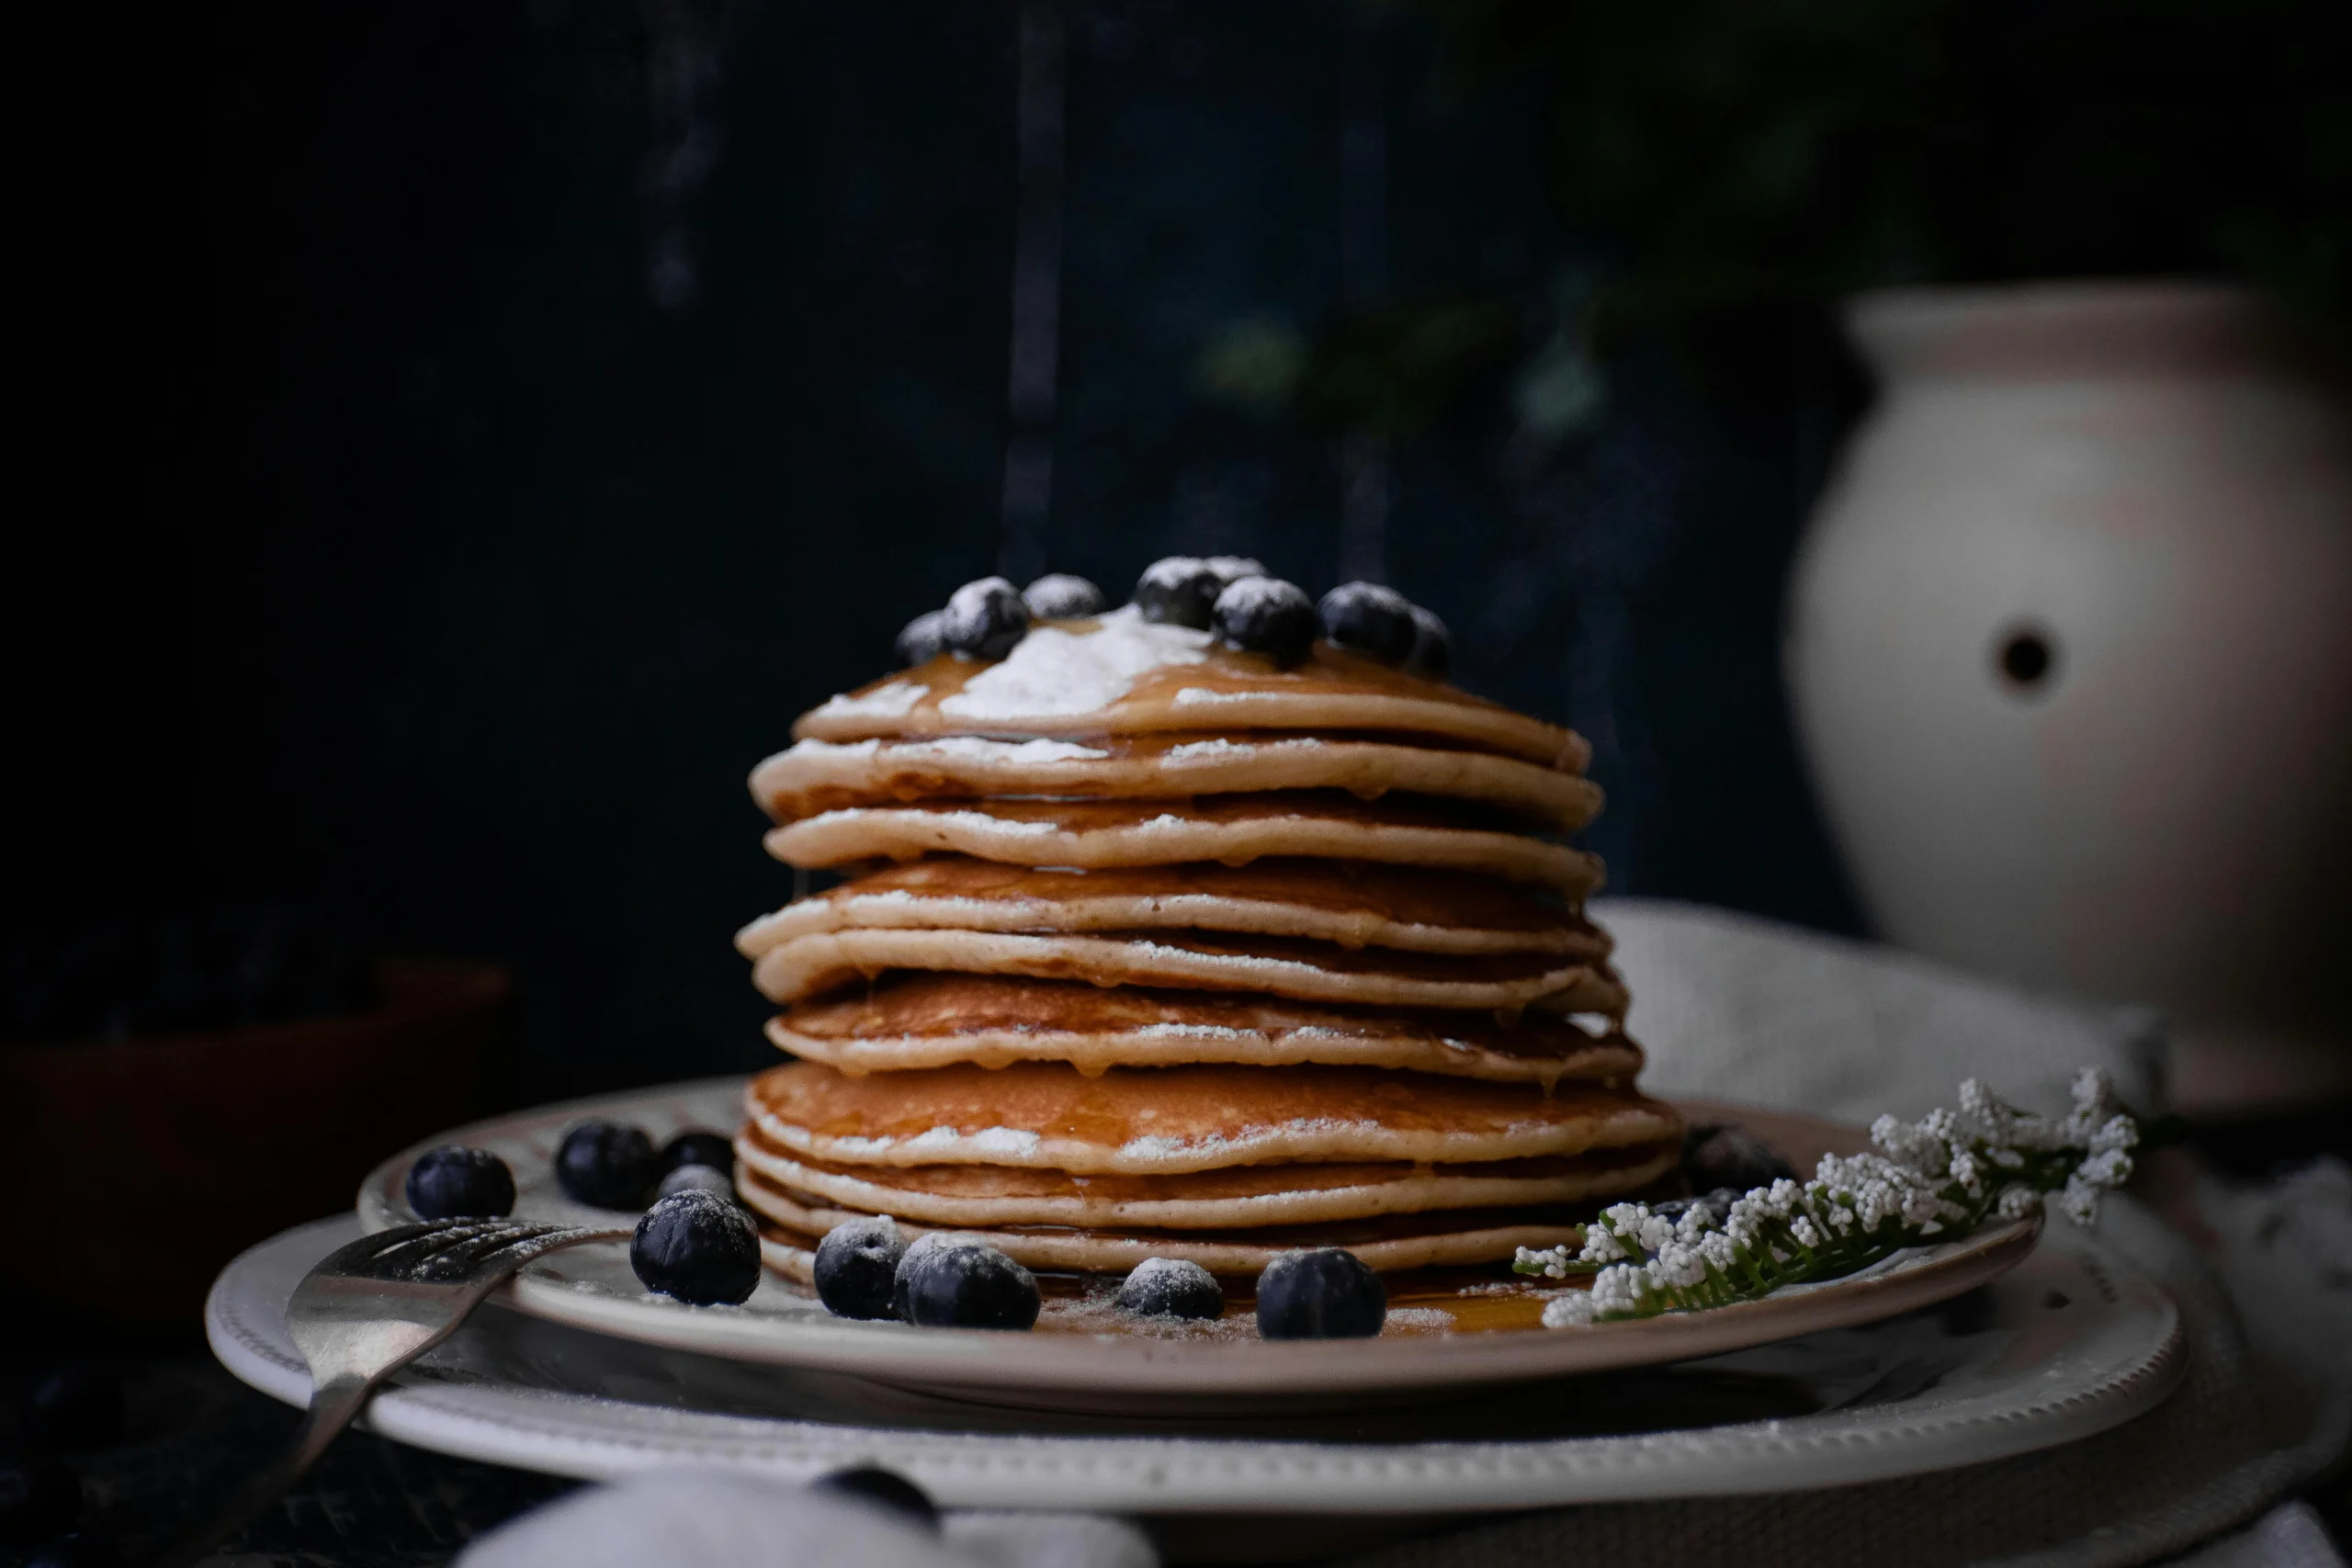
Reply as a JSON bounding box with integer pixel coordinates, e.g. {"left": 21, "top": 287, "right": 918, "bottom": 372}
{"left": 731, "top": 605, "right": 1681, "bottom": 1280}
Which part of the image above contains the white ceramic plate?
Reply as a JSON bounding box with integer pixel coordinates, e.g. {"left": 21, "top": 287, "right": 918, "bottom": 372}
{"left": 352, "top": 1078, "right": 2055, "bottom": 1408}
{"left": 209, "top": 1208, "right": 2184, "bottom": 1546}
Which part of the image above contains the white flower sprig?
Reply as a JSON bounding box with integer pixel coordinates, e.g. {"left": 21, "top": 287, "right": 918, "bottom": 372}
{"left": 1517, "top": 1068, "right": 2139, "bottom": 1327}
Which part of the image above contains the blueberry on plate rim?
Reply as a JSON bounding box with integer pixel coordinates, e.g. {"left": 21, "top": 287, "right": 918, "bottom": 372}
{"left": 555, "top": 1120, "right": 657, "bottom": 1209}
{"left": 940, "top": 576, "right": 1031, "bottom": 660}
{"left": 404, "top": 1145, "right": 516, "bottom": 1221}
{"left": 1021, "top": 572, "right": 1106, "bottom": 620}
{"left": 1255, "top": 1247, "right": 1386, "bottom": 1339}
{"left": 1316, "top": 581, "right": 1419, "bottom": 665}
{"left": 1680, "top": 1122, "right": 1796, "bottom": 1194}
{"left": 1114, "top": 1257, "right": 1225, "bottom": 1320}
{"left": 895, "top": 608, "right": 948, "bottom": 666}
{"left": 1211, "top": 576, "right": 1317, "bottom": 666}
{"left": 812, "top": 1214, "right": 906, "bottom": 1320}
{"left": 658, "top": 1129, "right": 736, "bottom": 1179}
{"left": 630, "top": 1189, "right": 762, "bottom": 1306}
{"left": 891, "top": 1233, "right": 1041, "bottom": 1329}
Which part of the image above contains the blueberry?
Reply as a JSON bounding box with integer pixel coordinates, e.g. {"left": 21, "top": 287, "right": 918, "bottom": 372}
{"left": 1133, "top": 555, "right": 1263, "bottom": 629}
{"left": 656, "top": 1164, "right": 735, "bottom": 1202}
{"left": 21, "top": 1530, "right": 119, "bottom": 1567}
{"left": 556, "top": 1121, "right": 657, "bottom": 1209}
{"left": 1317, "top": 582, "right": 1419, "bottom": 664}
{"left": 1211, "top": 577, "right": 1317, "bottom": 666}
{"left": 812, "top": 1467, "right": 939, "bottom": 1530}
{"left": 1021, "top": 573, "right": 1106, "bottom": 620}
{"left": 940, "top": 577, "right": 1031, "bottom": 660}
{"left": 1, "top": 1453, "right": 80, "bottom": 1545}
{"left": 629, "top": 1190, "right": 762, "bottom": 1305}
{"left": 1255, "top": 1248, "right": 1385, "bottom": 1339}
{"left": 896, "top": 608, "right": 949, "bottom": 666}
{"left": 813, "top": 1215, "right": 905, "bottom": 1320}
{"left": 658, "top": 1130, "right": 736, "bottom": 1179}
{"left": 1114, "top": 1258, "right": 1224, "bottom": 1320}
{"left": 1405, "top": 604, "right": 1452, "bottom": 680}
{"left": 891, "top": 1234, "right": 1041, "bottom": 1330}
{"left": 27, "top": 1365, "right": 125, "bottom": 1450}
{"left": 1681, "top": 1123, "right": 1796, "bottom": 1195}
{"left": 404, "top": 1145, "right": 516, "bottom": 1221}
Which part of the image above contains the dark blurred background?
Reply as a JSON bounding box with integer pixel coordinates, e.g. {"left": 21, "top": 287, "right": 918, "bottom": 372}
{"left": 5, "top": 0, "right": 1871, "bottom": 1100}
{"left": 7, "top": 8, "right": 2352, "bottom": 1560}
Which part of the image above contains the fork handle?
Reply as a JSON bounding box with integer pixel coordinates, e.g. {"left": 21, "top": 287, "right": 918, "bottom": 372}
{"left": 149, "top": 1371, "right": 377, "bottom": 1568}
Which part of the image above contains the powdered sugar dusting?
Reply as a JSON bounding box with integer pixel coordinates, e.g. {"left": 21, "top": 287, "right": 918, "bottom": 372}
{"left": 828, "top": 1126, "right": 1045, "bottom": 1160}
{"left": 1164, "top": 739, "right": 1247, "bottom": 760}
{"left": 783, "top": 737, "right": 1110, "bottom": 766}
{"left": 898, "top": 737, "right": 1111, "bottom": 762}
{"left": 811, "top": 680, "right": 928, "bottom": 720}
{"left": 940, "top": 604, "right": 1210, "bottom": 721}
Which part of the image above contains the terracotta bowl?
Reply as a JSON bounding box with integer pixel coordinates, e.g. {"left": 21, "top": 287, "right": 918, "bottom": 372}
{"left": 0, "top": 956, "right": 513, "bottom": 1327}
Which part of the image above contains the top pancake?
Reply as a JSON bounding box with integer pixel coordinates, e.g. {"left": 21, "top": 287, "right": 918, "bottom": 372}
{"left": 750, "top": 732, "right": 1599, "bottom": 829}
{"left": 793, "top": 606, "right": 1586, "bottom": 770}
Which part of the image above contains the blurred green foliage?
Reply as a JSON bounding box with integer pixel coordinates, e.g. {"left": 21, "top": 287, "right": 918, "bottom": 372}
{"left": 1430, "top": 0, "right": 2352, "bottom": 341}
{"left": 1248, "top": 0, "right": 2352, "bottom": 440}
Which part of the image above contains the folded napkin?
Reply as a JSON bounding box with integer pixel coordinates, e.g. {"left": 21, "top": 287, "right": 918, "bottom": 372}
{"left": 1595, "top": 897, "right": 2165, "bottom": 1123}
{"left": 454, "top": 1468, "right": 1159, "bottom": 1568}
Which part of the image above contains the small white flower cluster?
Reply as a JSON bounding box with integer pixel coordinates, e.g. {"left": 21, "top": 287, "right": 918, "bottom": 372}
{"left": 1521, "top": 1069, "right": 2139, "bottom": 1327}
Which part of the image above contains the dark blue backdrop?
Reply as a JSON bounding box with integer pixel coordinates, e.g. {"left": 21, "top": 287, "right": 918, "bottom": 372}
{"left": 10, "top": 0, "right": 1861, "bottom": 1092}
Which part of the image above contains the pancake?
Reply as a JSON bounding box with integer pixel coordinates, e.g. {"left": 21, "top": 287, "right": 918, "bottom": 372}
{"left": 772, "top": 974, "right": 1643, "bottom": 1083}
{"left": 742, "top": 1178, "right": 1589, "bottom": 1278}
{"left": 750, "top": 732, "right": 1600, "bottom": 829}
{"left": 763, "top": 795, "right": 1601, "bottom": 893}
{"left": 792, "top": 607, "right": 1585, "bottom": 769}
{"left": 745, "top": 1060, "right": 1682, "bottom": 1174}
{"left": 735, "top": 1131, "right": 1679, "bottom": 1229}
{"left": 736, "top": 859, "right": 1600, "bottom": 960}
{"left": 747, "top": 926, "right": 1627, "bottom": 1013}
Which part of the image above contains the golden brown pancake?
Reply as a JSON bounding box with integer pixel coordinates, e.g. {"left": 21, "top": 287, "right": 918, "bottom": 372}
{"left": 772, "top": 974, "right": 1642, "bottom": 1083}
{"left": 740, "top": 595, "right": 1657, "bottom": 1284}
{"left": 746, "top": 926, "right": 1627, "bottom": 1013}
{"left": 741, "top": 1175, "right": 1590, "bottom": 1278}
{"left": 737, "top": 858, "right": 1600, "bottom": 959}
{"left": 763, "top": 794, "right": 1601, "bottom": 893}
{"left": 735, "top": 1129, "right": 1678, "bottom": 1229}
{"left": 744, "top": 1060, "right": 1682, "bottom": 1174}
{"left": 751, "top": 731, "right": 1600, "bottom": 829}
{"left": 791, "top": 608, "right": 1585, "bottom": 769}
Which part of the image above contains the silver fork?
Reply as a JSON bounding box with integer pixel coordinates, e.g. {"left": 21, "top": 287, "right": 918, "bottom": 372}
{"left": 157, "top": 1218, "right": 632, "bottom": 1568}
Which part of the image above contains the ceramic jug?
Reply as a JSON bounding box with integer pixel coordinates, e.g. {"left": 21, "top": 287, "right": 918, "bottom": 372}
{"left": 1785, "top": 282, "right": 2352, "bottom": 1112}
